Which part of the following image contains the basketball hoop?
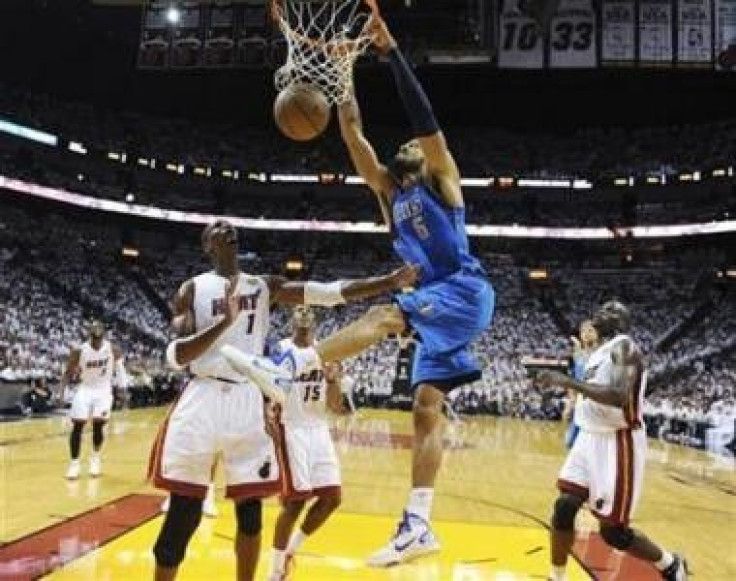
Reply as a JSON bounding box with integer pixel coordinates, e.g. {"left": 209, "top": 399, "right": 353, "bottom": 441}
{"left": 271, "top": 0, "right": 380, "bottom": 105}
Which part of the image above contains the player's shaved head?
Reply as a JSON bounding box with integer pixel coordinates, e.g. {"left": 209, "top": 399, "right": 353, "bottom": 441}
{"left": 89, "top": 320, "right": 105, "bottom": 339}
{"left": 592, "top": 300, "right": 631, "bottom": 338}
{"left": 201, "top": 220, "right": 238, "bottom": 258}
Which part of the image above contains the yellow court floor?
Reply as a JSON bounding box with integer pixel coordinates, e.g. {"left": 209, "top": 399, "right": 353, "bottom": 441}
{"left": 1, "top": 407, "right": 735, "bottom": 580}
{"left": 44, "top": 504, "right": 591, "bottom": 581}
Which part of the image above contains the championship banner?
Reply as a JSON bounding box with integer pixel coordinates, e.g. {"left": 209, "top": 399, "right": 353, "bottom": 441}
{"left": 498, "top": 0, "right": 545, "bottom": 68}
{"left": 716, "top": 0, "right": 736, "bottom": 69}
{"left": 601, "top": 0, "right": 636, "bottom": 64}
{"left": 639, "top": 0, "right": 675, "bottom": 64}
{"left": 677, "top": 0, "right": 713, "bottom": 64}
{"left": 549, "top": 0, "right": 597, "bottom": 67}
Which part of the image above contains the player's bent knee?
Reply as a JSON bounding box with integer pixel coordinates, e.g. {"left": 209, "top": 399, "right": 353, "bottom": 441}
{"left": 599, "top": 525, "right": 634, "bottom": 550}
{"left": 552, "top": 494, "right": 581, "bottom": 531}
{"left": 153, "top": 495, "right": 203, "bottom": 568}
{"left": 366, "top": 305, "right": 405, "bottom": 335}
{"left": 319, "top": 492, "right": 342, "bottom": 512}
{"left": 282, "top": 499, "right": 305, "bottom": 518}
{"left": 235, "top": 499, "right": 262, "bottom": 536}
{"left": 413, "top": 385, "right": 445, "bottom": 416}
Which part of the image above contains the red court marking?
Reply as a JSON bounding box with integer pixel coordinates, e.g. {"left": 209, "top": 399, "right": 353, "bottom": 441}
{"left": 574, "top": 531, "right": 662, "bottom": 580}
{"left": 0, "top": 493, "right": 162, "bottom": 581}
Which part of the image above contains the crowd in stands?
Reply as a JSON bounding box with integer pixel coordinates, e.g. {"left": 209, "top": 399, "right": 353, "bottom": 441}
{"left": 0, "top": 84, "right": 734, "bottom": 232}
{"left": 0, "top": 81, "right": 734, "bottom": 454}
{"left": 1, "top": 201, "right": 733, "bottom": 455}
{"left": 2, "top": 83, "right": 735, "bottom": 179}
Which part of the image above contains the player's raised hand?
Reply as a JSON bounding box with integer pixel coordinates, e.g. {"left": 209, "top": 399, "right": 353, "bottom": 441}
{"left": 223, "top": 278, "right": 240, "bottom": 326}
{"left": 390, "top": 264, "right": 420, "bottom": 289}
{"left": 570, "top": 335, "right": 582, "bottom": 356}
{"left": 366, "top": 12, "right": 397, "bottom": 55}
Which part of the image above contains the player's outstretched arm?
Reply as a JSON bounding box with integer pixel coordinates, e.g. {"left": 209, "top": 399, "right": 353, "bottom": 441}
{"left": 165, "top": 278, "right": 239, "bottom": 369}
{"left": 369, "top": 16, "right": 463, "bottom": 207}
{"left": 337, "top": 93, "right": 394, "bottom": 224}
{"left": 267, "top": 264, "right": 419, "bottom": 307}
{"left": 537, "top": 339, "right": 639, "bottom": 408}
{"left": 537, "top": 370, "right": 627, "bottom": 408}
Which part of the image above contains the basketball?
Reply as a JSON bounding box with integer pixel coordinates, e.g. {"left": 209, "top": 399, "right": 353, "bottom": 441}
{"left": 274, "top": 83, "right": 331, "bottom": 142}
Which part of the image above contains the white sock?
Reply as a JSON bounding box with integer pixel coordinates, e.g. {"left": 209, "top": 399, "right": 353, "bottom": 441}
{"left": 549, "top": 565, "right": 567, "bottom": 581}
{"left": 271, "top": 548, "right": 286, "bottom": 575}
{"left": 205, "top": 483, "right": 215, "bottom": 502}
{"left": 655, "top": 550, "right": 674, "bottom": 571}
{"left": 91, "top": 452, "right": 100, "bottom": 461}
{"left": 407, "top": 487, "right": 434, "bottom": 522}
{"left": 70, "top": 458, "right": 80, "bottom": 466}
{"left": 286, "top": 529, "right": 307, "bottom": 554}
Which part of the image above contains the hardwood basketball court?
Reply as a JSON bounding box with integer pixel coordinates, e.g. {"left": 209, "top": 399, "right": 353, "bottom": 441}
{"left": 1, "top": 408, "right": 734, "bottom": 580}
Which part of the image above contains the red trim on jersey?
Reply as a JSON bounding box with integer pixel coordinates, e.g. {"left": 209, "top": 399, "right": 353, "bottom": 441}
{"left": 157, "top": 476, "right": 209, "bottom": 499}
{"left": 311, "top": 485, "right": 341, "bottom": 498}
{"left": 625, "top": 364, "right": 644, "bottom": 429}
{"left": 276, "top": 423, "right": 311, "bottom": 501}
{"left": 592, "top": 430, "right": 634, "bottom": 526}
{"left": 226, "top": 480, "right": 280, "bottom": 501}
{"left": 557, "top": 479, "right": 589, "bottom": 500}
{"left": 147, "top": 383, "right": 211, "bottom": 498}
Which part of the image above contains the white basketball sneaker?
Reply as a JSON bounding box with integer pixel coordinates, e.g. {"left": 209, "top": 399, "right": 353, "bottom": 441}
{"left": 662, "top": 554, "right": 689, "bottom": 581}
{"left": 221, "top": 345, "right": 294, "bottom": 405}
{"left": 203, "top": 484, "right": 218, "bottom": 518}
{"left": 89, "top": 455, "right": 102, "bottom": 477}
{"left": 268, "top": 553, "right": 295, "bottom": 581}
{"left": 366, "top": 511, "right": 441, "bottom": 567}
{"left": 65, "top": 459, "right": 81, "bottom": 480}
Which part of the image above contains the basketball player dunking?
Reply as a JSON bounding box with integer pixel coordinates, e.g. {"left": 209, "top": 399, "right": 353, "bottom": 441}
{"left": 223, "top": 14, "right": 494, "bottom": 567}
{"left": 60, "top": 320, "right": 127, "bottom": 480}
{"left": 269, "top": 306, "right": 345, "bottom": 581}
{"left": 149, "top": 220, "right": 417, "bottom": 581}
{"left": 537, "top": 301, "right": 688, "bottom": 581}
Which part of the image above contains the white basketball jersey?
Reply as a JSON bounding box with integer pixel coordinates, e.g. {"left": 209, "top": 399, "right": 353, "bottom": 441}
{"left": 279, "top": 338, "right": 328, "bottom": 427}
{"left": 78, "top": 340, "right": 115, "bottom": 390}
{"left": 576, "top": 334, "right": 647, "bottom": 433}
{"left": 188, "top": 272, "right": 270, "bottom": 382}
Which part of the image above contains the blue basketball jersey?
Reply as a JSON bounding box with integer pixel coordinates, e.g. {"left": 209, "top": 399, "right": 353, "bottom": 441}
{"left": 391, "top": 183, "right": 485, "bottom": 285}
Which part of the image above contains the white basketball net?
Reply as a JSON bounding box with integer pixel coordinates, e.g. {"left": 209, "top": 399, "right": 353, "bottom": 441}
{"left": 272, "top": 0, "right": 378, "bottom": 105}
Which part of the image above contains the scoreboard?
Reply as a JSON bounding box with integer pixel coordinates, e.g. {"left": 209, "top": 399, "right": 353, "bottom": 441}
{"left": 498, "top": 0, "right": 736, "bottom": 69}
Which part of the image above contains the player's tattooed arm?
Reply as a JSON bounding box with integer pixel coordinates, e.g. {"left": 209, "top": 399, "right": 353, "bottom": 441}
{"left": 167, "top": 278, "right": 239, "bottom": 368}
{"left": 420, "top": 132, "right": 464, "bottom": 208}
{"left": 337, "top": 93, "right": 394, "bottom": 223}
{"left": 265, "top": 265, "right": 419, "bottom": 306}
{"left": 537, "top": 339, "right": 639, "bottom": 410}
{"left": 367, "top": 15, "right": 463, "bottom": 208}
